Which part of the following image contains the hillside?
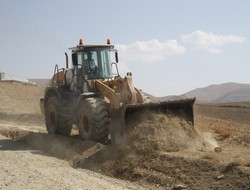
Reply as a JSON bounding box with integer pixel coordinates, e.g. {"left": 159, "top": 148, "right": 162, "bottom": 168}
{"left": 144, "top": 82, "right": 250, "bottom": 103}
{"left": 0, "top": 81, "right": 44, "bottom": 115}
{"left": 184, "top": 82, "right": 250, "bottom": 103}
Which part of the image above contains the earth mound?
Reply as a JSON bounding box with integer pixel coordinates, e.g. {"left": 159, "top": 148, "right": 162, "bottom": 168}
{"left": 73, "top": 110, "right": 218, "bottom": 189}
{"left": 125, "top": 110, "right": 214, "bottom": 153}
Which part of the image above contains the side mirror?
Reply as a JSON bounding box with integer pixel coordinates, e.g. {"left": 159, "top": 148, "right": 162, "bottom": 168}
{"left": 115, "top": 51, "right": 119, "bottom": 63}
{"left": 72, "top": 53, "right": 78, "bottom": 66}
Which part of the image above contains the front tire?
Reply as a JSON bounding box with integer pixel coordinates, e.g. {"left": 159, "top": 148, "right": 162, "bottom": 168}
{"left": 77, "top": 98, "right": 109, "bottom": 143}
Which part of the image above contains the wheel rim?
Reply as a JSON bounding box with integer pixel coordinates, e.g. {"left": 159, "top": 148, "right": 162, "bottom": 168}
{"left": 81, "top": 114, "right": 90, "bottom": 134}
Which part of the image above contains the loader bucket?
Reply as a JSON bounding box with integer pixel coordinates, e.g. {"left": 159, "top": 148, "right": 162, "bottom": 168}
{"left": 109, "top": 104, "right": 127, "bottom": 145}
{"left": 109, "top": 98, "right": 195, "bottom": 145}
{"left": 126, "top": 98, "right": 196, "bottom": 126}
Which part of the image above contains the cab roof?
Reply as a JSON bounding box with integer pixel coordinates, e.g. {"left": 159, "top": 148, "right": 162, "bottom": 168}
{"left": 69, "top": 44, "right": 114, "bottom": 51}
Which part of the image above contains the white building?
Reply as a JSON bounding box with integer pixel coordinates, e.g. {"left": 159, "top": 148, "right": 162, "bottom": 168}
{"left": 0, "top": 71, "right": 35, "bottom": 84}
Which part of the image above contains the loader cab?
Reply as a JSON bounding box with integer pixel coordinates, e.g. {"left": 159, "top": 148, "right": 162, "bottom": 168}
{"left": 71, "top": 46, "right": 115, "bottom": 79}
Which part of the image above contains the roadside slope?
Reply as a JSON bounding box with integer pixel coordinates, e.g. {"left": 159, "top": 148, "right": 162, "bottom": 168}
{"left": 0, "top": 81, "right": 44, "bottom": 124}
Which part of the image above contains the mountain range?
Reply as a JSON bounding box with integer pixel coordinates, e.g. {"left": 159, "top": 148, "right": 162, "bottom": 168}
{"left": 148, "top": 82, "right": 250, "bottom": 103}
{"left": 184, "top": 82, "right": 250, "bottom": 103}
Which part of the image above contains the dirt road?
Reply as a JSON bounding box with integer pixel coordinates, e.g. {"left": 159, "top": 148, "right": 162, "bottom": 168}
{"left": 0, "top": 132, "right": 144, "bottom": 190}
{"left": 0, "top": 82, "right": 145, "bottom": 189}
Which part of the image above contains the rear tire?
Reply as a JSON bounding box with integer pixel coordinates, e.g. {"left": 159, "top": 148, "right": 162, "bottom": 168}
{"left": 45, "top": 96, "right": 72, "bottom": 136}
{"left": 77, "top": 98, "right": 109, "bottom": 143}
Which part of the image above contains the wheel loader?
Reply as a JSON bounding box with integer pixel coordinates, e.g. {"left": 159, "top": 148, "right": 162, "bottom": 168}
{"left": 40, "top": 39, "right": 195, "bottom": 145}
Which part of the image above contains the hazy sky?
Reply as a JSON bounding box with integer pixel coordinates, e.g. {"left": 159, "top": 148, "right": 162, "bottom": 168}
{"left": 0, "top": 0, "right": 249, "bottom": 96}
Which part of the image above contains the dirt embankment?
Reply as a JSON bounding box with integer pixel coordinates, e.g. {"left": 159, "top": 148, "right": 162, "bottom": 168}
{"left": 0, "top": 81, "right": 44, "bottom": 125}
{"left": 1, "top": 81, "right": 250, "bottom": 190}
{"left": 0, "top": 81, "right": 44, "bottom": 115}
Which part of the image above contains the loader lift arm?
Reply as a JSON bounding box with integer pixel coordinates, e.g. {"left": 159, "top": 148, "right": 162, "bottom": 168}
{"left": 94, "top": 79, "right": 127, "bottom": 145}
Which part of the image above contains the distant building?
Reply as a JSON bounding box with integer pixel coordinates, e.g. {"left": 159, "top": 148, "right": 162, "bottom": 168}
{"left": 0, "top": 72, "right": 5, "bottom": 81}
{"left": 0, "top": 71, "right": 35, "bottom": 84}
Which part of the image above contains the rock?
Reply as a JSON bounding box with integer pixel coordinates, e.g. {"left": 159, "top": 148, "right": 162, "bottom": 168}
{"left": 173, "top": 184, "right": 188, "bottom": 190}
{"left": 175, "top": 168, "right": 181, "bottom": 174}
{"left": 214, "top": 147, "right": 222, "bottom": 152}
{"left": 216, "top": 175, "right": 224, "bottom": 180}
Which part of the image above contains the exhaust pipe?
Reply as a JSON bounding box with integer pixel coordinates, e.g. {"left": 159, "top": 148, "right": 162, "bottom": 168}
{"left": 65, "top": 52, "right": 68, "bottom": 69}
